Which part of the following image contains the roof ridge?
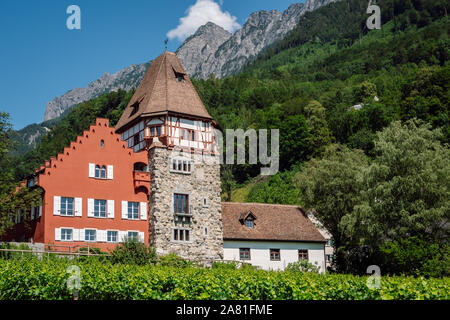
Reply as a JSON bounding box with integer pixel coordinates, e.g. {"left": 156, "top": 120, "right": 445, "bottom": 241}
{"left": 222, "top": 202, "right": 303, "bottom": 209}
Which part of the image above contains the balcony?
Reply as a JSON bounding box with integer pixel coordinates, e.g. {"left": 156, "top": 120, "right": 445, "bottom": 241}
{"left": 133, "top": 171, "right": 150, "bottom": 193}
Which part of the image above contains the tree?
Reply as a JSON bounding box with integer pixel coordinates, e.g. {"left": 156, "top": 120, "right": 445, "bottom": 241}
{"left": 0, "top": 112, "right": 42, "bottom": 237}
{"left": 304, "top": 100, "right": 333, "bottom": 158}
{"left": 294, "top": 144, "right": 369, "bottom": 272}
{"left": 344, "top": 120, "right": 450, "bottom": 247}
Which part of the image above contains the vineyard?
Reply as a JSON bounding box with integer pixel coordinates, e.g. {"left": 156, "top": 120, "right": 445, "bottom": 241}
{"left": 0, "top": 258, "right": 448, "bottom": 300}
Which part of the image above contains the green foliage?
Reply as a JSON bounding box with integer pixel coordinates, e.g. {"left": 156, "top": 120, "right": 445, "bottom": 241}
{"left": 109, "top": 238, "right": 157, "bottom": 266}
{"left": 0, "top": 259, "right": 448, "bottom": 300}
{"left": 0, "top": 243, "right": 33, "bottom": 260}
{"left": 246, "top": 171, "right": 301, "bottom": 205}
{"left": 286, "top": 260, "right": 321, "bottom": 274}
{"left": 212, "top": 261, "right": 239, "bottom": 270}
{"left": 294, "top": 144, "right": 369, "bottom": 272}
{"left": 380, "top": 236, "right": 450, "bottom": 277}
{"left": 157, "top": 253, "right": 194, "bottom": 268}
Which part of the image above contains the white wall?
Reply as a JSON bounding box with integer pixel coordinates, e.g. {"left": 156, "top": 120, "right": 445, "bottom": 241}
{"left": 223, "top": 240, "right": 326, "bottom": 273}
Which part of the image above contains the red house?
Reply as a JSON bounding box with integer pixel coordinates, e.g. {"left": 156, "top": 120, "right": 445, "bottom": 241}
{"left": 3, "top": 118, "right": 149, "bottom": 251}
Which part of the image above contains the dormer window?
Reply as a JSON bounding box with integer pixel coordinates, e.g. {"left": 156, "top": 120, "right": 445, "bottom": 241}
{"left": 129, "top": 102, "right": 140, "bottom": 117}
{"left": 174, "top": 70, "right": 186, "bottom": 82}
{"left": 239, "top": 211, "right": 256, "bottom": 229}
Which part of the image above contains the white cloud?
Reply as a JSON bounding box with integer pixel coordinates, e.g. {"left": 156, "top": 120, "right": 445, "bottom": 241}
{"left": 167, "top": 0, "right": 240, "bottom": 42}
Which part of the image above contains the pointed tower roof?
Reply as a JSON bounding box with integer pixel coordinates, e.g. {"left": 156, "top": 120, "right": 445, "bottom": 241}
{"left": 115, "top": 51, "right": 213, "bottom": 132}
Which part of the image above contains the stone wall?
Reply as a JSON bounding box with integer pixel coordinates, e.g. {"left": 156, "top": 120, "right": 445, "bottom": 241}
{"left": 148, "top": 146, "right": 224, "bottom": 262}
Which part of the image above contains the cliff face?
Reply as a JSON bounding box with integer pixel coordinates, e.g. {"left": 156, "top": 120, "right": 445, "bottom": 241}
{"left": 43, "top": 63, "right": 149, "bottom": 121}
{"left": 177, "top": 0, "right": 338, "bottom": 79}
{"left": 43, "top": 1, "right": 338, "bottom": 121}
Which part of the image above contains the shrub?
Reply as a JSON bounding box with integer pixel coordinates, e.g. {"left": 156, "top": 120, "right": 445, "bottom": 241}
{"left": 212, "top": 261, "right": 239, "bottom": 270}
{"left": 109, "top": 238, "right": 157, "bottom": 266}
{"left": 157, "top": 253, "right": 194, "bottom": 268}
{"left": 0, "top": 259, "right": 448, "bottom": 300}
{"left": 0, "top": 243, "right": 34, "bottom": 260}
{"left": 286, "top": 260, "right": 321, "bottom": 273}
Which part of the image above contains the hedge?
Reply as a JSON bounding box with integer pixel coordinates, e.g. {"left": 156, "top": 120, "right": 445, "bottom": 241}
{"left": 0, "top": 258, "right": 448, "bottom": 300}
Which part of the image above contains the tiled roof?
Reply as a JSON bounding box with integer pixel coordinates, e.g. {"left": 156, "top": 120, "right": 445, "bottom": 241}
{"left": 221, "top": 202, "right": 326, "bottom": 243}
{"left": 115, "top": 51, "right": 212, "bottom": 132}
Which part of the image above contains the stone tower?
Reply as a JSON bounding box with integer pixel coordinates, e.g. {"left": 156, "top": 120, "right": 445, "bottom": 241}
{"left": 115, "top": 51, "right": 223, "bottom": 262}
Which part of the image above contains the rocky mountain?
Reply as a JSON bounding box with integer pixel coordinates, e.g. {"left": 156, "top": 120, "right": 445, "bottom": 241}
{"left": 42, "top": 0, "right": 337, "bottom": 122}
{"left": 177, "top": 0, "right": 339, "bottom": 79}
{"left": 11, "top": 123, "right": 50, "bottom": 156}
{"left": 43, "top": 63, "right": 149, "bottom": 121}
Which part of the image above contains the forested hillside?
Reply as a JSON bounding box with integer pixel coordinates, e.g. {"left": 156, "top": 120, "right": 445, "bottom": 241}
{"left": 2, "top": 0, "right": 448, "bottom": 274}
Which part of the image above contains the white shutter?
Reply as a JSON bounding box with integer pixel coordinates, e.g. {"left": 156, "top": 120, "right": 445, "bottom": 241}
{"left": 73, "top": 229, "right": 80, "bottom": 241}
{"left": 119, "top": 231, "right": 127, "bottom": 243}
{"left": 87, "top": 199, "right": 94, "bottom": 217}
{"left": 55, "top": 228, "right": 61, "bottom": 241}
{"left": 139, "top": 232, "right": 145, "bottom": 243}
{"left": 75, "top": 198, "right": 82, "bottom": 217}
{"left": 121, "top": 201, "right": 128, "bottom": 220}
{"left": 53, "top": 196, "right": 61, "bottom": 215}
{"left": 140, "top": 202, "right": 147, "bottom": 220}
{"left": 107, "top": 165, "right": 114, "bottom": 180}
{"left": 100, "top": 230, "right": 107, "bottom": 242}
{"left": 107, "top": 200, "right": 115, "bottom": 219}
{"left": 38, "top": 204, "right": 42, "bottom": 217}
{"left": 89, "top": 163, "right": 95, "bottom": 178}
{"left": 31, "top": 206, "right": 35, "bottom": 220}
{"left": 79, "top": 229, "right": 85, "bottom": 242}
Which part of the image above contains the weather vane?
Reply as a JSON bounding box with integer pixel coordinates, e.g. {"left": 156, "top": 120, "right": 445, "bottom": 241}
{"left": 164, "top": 39, "right": 168, "bottom": 51}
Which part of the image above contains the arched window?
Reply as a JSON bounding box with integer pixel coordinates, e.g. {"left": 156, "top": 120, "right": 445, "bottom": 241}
{"left": 101, "top": 166, "right": 106, "bottom": 179}
{"left": 95, "top": 165, "right": 100, "bottom": 178}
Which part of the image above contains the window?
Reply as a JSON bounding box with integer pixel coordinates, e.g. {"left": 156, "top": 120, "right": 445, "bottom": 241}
{"left": 85, "top": 229, "right": 96, "bottom": 242}
{"left": 150, "top": 126, "right": 162, "bottom": 137}
{"left": 246, "top": 219, "right": 254, "bottom": 229}
{"left": 326, "top": 254, "right": 332, "bottom": 263}
{"left": 100, "top": 140, "right": 104, "bottom": 148}
{"left": 127, "top": 231, "right": 138, "bottom": 241}
{"left": 128, "top": 202, "right": 139, "bottom": 220}
{"left": 94, "top": 165, "right": 107, "bottom": 179}
{"left": 298, "top": 249, "right": 308, "bottom": 261}
{"left": 94, "top": 199, "right": 106, "bottom": 218}
{"left": 174, "top": 194, "right": 189, "bottom": 214}
{"left": 171, "top": 159, "right": 192, "bottom": 174}
{"left": 61, "top": 229, "right": 73, "bottom": 241}
{"left": 239, "top": 248, "right": 251, "bottom": 260}
{"left": 270, "top": 249, "right": 281, "bottom": 261}
{"left": 133, "top": 134, "right": 140, "bottom": 146}
{"left": 107, "top": 231, "right": 118, "bottom": 243}
{"left": 60, "top": 197, "right": 74, "bottom": 216}
{"left": 173, "top": 229, "right": 190, "bottom": 242}
{"left": 327, "top": 238, "right": 334, "bottom": 246}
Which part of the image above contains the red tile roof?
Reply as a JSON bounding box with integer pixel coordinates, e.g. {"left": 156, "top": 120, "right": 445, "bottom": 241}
{"left": 221, "top": 202, "right": 326, "bottom": 243}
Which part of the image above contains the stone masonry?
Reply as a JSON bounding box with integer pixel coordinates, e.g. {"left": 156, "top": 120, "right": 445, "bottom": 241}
{"left": 148, "top": 145, "right": 224, "bottom": 262}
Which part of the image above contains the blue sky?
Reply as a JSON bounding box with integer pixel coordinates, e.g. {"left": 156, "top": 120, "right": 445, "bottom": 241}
{"left": 0, "top": 0, "right": 304, "bottom": 130}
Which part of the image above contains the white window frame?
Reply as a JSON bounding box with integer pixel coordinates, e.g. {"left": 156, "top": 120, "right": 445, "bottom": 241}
{"left": 106, "top": 230, "right": 119, "bottom": 243}
{"left": 127, "top": 202, "right": 139, "bottom": 220}
{"left": 171, "top": 228, "right": 192, "bottom": 243}
{"left": 93, "top": 199, "right": 107, "bottom": 218}
{"left": 127, "top": 231, "right": 139, "bottom": 241}
{"left": 84, "top": 229, "right": 97, "bottom": 242}
{"left": 60, "top": 228, "right": 74, "bottom": 242}
{"left": 60, "top": 197, "right": 74, "bottom": 216}
{"left": 170, "top": 157, "right": 193, "bottom": 175}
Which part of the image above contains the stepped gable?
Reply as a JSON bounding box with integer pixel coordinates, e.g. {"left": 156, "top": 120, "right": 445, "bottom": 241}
{"left": 221, "top": 202, "right": 326, "bottom": 242}
{"left": 115, "top": 51, "right": 213, "bottom": 133}
{"left": 30, "top": 118, "right": 147, "bottom": 178}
